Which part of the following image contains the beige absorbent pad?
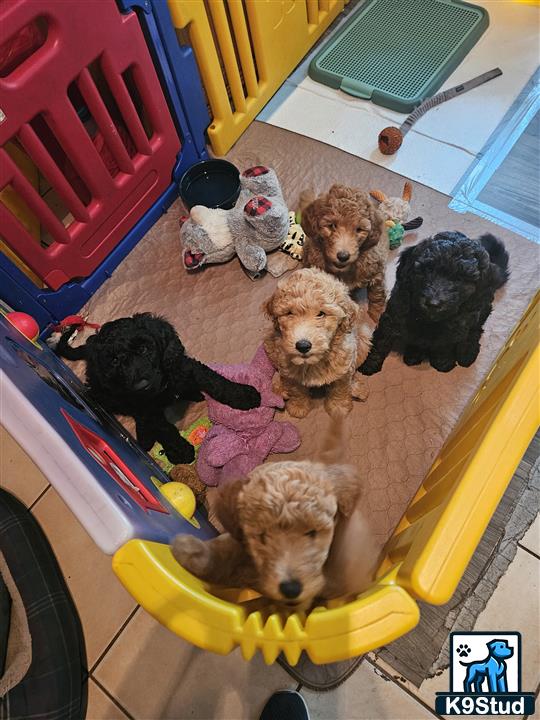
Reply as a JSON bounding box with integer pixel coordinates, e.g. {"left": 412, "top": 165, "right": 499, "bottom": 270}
{"left": 77, "top": 121, "right": 539, "bottom": 544}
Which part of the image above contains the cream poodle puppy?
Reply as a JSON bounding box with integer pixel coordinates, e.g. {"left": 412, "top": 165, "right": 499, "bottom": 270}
{"left": 171, "top": 461, "right": 379, "bottom": 610}
{"left": 263, "top": 267, "right": 370, "bottom": 418}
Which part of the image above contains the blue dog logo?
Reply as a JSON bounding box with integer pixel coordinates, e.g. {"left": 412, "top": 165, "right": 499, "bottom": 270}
{"left": 435, "top": 632, "right": 536, "bottom": 715}
{"left": 460, "top": 639, "right": 514, "bottom": 693}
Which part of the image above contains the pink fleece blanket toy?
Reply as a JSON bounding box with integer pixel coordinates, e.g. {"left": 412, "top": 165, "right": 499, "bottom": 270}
{"left": 197, "top": 345, "right": 301, "bottom": 486}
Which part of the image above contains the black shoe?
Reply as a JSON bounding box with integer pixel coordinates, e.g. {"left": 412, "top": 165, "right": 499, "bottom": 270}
{"left": 260, "top": 690, "right": 310, "bottom": 720}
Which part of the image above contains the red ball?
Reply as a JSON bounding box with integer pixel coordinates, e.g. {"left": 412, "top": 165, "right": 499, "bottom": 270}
{"left": 6, "top": 312, "right": 39, "bottom": 341}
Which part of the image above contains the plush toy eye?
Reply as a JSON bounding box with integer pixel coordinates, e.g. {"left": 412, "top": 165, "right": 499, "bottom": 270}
{"left": 328, "top": 223, "right": 336, "bottom": 231}
{"left": 111, "top": 356, "right": 120, "bottom": 367}
{"left": 317, "top": 311, "right": 326, "bottom": 318}
{"left": 305, "top": 530, "right": 317, "bottom": 539}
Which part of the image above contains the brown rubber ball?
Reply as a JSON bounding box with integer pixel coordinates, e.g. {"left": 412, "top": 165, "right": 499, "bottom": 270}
{"left": 378, "top": 126, "right": 403, "bottom": 155}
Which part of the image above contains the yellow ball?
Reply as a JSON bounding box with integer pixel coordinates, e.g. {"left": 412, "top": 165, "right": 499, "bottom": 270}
{"left": 160, "top": 482, "right": 196, "bottom": 519}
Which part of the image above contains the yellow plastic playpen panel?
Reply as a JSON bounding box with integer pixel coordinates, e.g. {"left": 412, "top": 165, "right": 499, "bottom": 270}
{"left": 113, "top": 293, "right": 539, "bottom": 665}
{"left": 388, "top": 292, "right": 539, "bottom": 604}
{"left": 0, "top": 141, "right": 43, "bottom": 287}
{"left": 112, "top": 541, "right": 420, "bottom": 665}
{"left": 167, "top": 0, "right": 347, "bottom": 155}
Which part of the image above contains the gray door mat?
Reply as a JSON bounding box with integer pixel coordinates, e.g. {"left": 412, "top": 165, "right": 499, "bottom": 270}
{"left": 375, "top": 431, "right": 540, "bottom": 687}
{"left": 278, "top": 431, "right": 539, "bottom": 691}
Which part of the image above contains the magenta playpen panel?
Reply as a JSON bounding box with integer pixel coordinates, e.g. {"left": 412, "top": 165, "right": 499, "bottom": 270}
{"left": 0, "top": 0, "right": 181, "bottom": 290}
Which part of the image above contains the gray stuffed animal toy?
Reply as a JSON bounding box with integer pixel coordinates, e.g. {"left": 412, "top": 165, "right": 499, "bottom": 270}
{"left": 181, "top": 166, "right": 289, "bottom": 276}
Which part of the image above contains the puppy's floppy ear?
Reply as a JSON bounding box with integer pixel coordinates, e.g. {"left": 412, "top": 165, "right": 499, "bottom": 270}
{"left": 263, "top": 295, "right": 275, "bottom": 319}
{"left": 456, "top": 256, "right": 481, "bottom": 281}
{"left": 362, "top": 203, "right": 384, "bottom": 250}
{"left": 263, "top": 294, "right": 280, "bottom": 332}
{"left": 213, "top": 477, "right": 247, "bottom": 540}
{"left": 395, "top": 245, "right": 416, "bottom": 281}
{"left": 336, "top": 292, "right": 359, "bottom": 334}
{"left": 326, "top": 464, "right": 361, "bottom": 518}
{"left": 301, "top": 197, "right": 327, "bottom": 241}
{"left": 137, "top": 315, "right": 186, "bottom": 370}
{"left": 302, "top": 234, "right": 326, "bottom": 270}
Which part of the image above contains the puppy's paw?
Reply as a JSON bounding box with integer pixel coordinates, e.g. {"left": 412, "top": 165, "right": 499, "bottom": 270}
{"left": 137, "top": 435, "right": 156, "bottom": 452}
{"left": 229, "top": 385, "right": 261, "bottom": 410}
{"left": 456, "top": 343, "right": 480, "bottom": 368}
{"left": 403, "top": 347, "right": 424, "bottom": 366}
{"left": 430, "top": 356, "right": 456, "bottom": 373}
{"left": 351, "top": 374, "right": 369, "bottom": 401}
{"left": 286, "top": 396, "right": 312, "bottom": 418}
{"left": 166, "top": 443, "right": 195, "bottom": 465}
{"left": 358, "top": 354, "right": 383, "bottom": 376}
{"left": 171, "top": 534, "right": 210, "bottom": 576}
{"left": 272, "top": 375, "right": 287, "bottom": 399}
{"left": 325, "top": 396, "right": 353, "bottom": 419}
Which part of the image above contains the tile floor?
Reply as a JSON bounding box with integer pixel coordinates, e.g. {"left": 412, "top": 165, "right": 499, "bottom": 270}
{"left": 1, "top": 426, "right": 539, "bottom": 720}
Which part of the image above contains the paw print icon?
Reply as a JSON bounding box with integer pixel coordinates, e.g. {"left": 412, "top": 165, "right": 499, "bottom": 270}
{"left": 457, "top": 644, "right": 471, "bottom": 658}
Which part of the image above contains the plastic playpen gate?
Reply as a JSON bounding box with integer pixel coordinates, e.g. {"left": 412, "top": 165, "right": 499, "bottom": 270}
{"left": 2, "top": 293, "right": 538, "bottom": 665}
{"left": 0, "top": 0, "right": 181, "bottom": 291}
{"left": 167, "top": 0, "right": 349, "bottom": 155}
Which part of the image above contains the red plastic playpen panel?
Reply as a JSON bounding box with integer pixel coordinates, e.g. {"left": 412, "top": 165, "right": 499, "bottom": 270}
{"left": 0, "top": 0, "right": 181, "bottom": 290}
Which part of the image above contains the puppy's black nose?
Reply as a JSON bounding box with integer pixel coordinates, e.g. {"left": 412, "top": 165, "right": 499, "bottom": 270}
{"left": 279, "top": 579, "right": 302, "bottom": 599}
{"left": 295, "top": 339, "right": 312, "bottom": 354}
{"left": 337, "top": 250, "right": 350, "bottom": 262}
{"left": 133, "top": 378, "right": 150, "bottom": 391}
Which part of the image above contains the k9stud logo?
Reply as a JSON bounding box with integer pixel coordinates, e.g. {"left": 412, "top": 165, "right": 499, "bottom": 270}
{"left": 435, "top": 632, "right": 536, "bottom": 715}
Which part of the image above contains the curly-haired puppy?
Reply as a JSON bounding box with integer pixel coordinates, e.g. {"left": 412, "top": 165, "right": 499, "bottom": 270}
{"left": 359, "top": 232, "right": 509, "bottom": 375}
{"left": 263, "top": 268, "right": 371, "bottom": 419}
{"left": 171, "top": 461, "right": 379, "bottom": 609}
{"left": 301, "top": 185, "right": 387, "bottom": 321}
{"left": 55, "top": 313, "right": 260, "bottom": 464}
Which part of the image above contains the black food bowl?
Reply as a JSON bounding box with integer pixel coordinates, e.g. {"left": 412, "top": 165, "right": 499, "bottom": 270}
{"left": 179, "top": 159, "right": 241, "bottom": 210}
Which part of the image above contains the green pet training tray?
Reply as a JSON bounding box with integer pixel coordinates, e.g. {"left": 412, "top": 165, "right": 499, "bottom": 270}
{"left": 309, "top": 0, "right": 489, "bottom": 113}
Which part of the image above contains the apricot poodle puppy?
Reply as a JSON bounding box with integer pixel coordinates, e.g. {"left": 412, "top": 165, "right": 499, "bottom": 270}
{"left": 171, "top": 461, "right": 379, "bottom": 609}
{"left": 301, "top": 185, "right": 388, "bottom": 321}
{"left": 263, "top": 268, "right": 370, "bottom": 419}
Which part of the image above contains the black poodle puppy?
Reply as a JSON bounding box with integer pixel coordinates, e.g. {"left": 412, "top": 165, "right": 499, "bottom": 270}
{"left": 55, "top": 313, "right": 260, "bottom": 464}
{"left": 359, "top": 232, "right": 509, "bottom": 375}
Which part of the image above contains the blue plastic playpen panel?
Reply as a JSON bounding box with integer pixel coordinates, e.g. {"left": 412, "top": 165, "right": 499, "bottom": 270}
{"left": 0, "top": 0, "right": 209, "bottom": 332}
{"left": 0, "top": 311, "right": 215, "bottom": 550}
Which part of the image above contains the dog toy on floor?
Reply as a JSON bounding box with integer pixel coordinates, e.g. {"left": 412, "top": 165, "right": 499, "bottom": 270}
{"left": 197, "top": 345, "right": 301, "bottom": 487}
{"left": 150, "top": 417, "right": 212, "bottom": 474}
{"left": 181, "top": 166, "right": 290, "bottom": 278}
{"left": 149, "top": 417, "right": 211, "bottom": 504}
{"left": 280, "top": 211, "right": 305, "bottom": 261}
{"left": 378, "top": 68, "right": 503, "bottom": 155}
{"left": 369, "top": 182, "right": 423, "bottom": 249}
{"left": 265, "top": 211, "right": 305, "bottom": 278}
